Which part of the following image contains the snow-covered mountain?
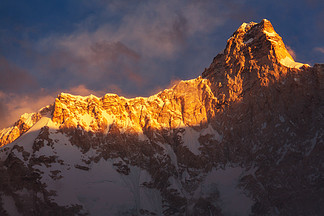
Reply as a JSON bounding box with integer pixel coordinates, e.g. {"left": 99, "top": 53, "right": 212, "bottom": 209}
{"left": 0, "top": 19, "right": 323, "bottom": 216}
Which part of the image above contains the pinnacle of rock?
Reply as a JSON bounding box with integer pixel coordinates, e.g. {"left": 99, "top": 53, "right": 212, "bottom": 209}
{"left": 203, "top": 19, "right": 308, "bottom": 79}
{"left": 202, "top": 19, "right": 311, "bottom": 104}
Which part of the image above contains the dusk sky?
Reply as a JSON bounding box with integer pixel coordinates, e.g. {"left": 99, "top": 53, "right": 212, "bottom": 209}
{"left": 0, "top": 0, "right": 323, "bottom": 128}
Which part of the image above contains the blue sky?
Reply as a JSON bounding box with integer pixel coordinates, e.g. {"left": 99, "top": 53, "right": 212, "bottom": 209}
{"left": 0, "top": 0, "right": 323, "bottom": 128}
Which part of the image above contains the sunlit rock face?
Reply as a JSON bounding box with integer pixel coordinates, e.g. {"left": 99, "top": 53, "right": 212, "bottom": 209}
{"left": 0, "top": 20, "right": 323, "bottom": 216}
{"left": 51, "top": 77, "right": 217, "bottom": 133}
{"left": 0, "top": 112, "right": 42, "bottom": 147}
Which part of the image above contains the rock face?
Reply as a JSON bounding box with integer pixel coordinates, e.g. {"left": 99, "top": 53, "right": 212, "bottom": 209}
{"left": 51, "top": 77, "right": 216, "bottom": 133}
{"left": 0, "top": 19, "right": 323, "bottom": 216}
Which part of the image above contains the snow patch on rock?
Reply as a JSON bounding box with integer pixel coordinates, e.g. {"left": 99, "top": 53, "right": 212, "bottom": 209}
{"left": 280, "top": 56, "right": 309, "bottom": 69}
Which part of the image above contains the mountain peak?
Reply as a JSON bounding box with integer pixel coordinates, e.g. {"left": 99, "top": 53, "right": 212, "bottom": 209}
{"left": 201, "top": 19, "right": 311, "bottom": 104}
{"left": 224, "top": 19, "right": 309, "bottom": 70}
{"left": 236, "top": 19, "right": 272, "bottom": 33}
{"left": 203, "top": 19, "right": 310, "bottom": 77}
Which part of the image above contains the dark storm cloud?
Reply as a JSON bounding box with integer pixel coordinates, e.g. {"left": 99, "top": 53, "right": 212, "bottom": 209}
{"left": 0, "top": 101, "right": 6, "bottom": 126}
{"left": 90, "top": 41, "right": 140, "bottom": 62}
{"left": 89, "top": 41, "right": 144, "bottom": 86}
{"left": 0, "top": 56, "right": 37, "bottom": 92}
{"left": 36, "top": 39, "right": 144, "bottom": 91}
{"left": 168, "top": 13, "right": 188, "bottom": 45}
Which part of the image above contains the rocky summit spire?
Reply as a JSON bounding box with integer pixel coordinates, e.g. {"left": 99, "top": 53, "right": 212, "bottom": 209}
{"left": 218, "top": 19, "right": 307, "bottom": 70}
{"left": 202, "top": 19, "right": 310, "bottom": 103}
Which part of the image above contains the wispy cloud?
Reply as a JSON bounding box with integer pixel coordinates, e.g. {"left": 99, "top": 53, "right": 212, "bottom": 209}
{"left": 314, "top": 47, "right": 324, "bottom": 54}
{"left": 39, "top": 0, "right": 225, "bottom": 59}
{"left": 32, "top": 0, "right": 229, "bottom": 95}
{"left": 0, "top": 91, "right": 54, "bottom": 129}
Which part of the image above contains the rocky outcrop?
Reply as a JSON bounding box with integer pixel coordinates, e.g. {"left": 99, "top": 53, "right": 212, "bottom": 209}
{"left": 0, "top": 105, "right": 53, "bottom": 147}
{"left": 0, "top": 113, "right": 41, "bottom": 147}
{"left": 52, "top": 77, "right": 218, "bottom": 133}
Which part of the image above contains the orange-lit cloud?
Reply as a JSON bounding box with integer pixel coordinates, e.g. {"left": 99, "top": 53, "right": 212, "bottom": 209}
{"left": 286, "top": 46, "right": 297, "bottom": 60}
{"left": 0, "top": 91, "right": 54, "bottom": 129}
